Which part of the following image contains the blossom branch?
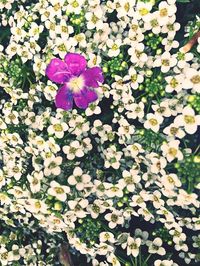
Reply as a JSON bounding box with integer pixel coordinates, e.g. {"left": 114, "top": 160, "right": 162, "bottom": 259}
{"left": 59, "top": 243, "right": 74, "bottom": 266}
{"left": 182, "top": 30, "right": 200, "bottom": 53}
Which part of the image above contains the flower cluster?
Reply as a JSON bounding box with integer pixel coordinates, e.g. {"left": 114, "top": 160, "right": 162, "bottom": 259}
{"left": 0, "top": 0, "right": 200, "bottom": 265}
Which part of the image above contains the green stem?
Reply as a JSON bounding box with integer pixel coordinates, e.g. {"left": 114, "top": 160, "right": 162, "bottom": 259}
{"left": 116, "top": 256, "right": 127, "bottom": 265}
{"left": 130, "top": 255, "right": 135, "bottom": 266}
{"left": 143, "top": 254, "right": 152, "bottom": 265}
{"left": 194, "top": 144, "right": 200, "bottom": 154}
{"left": 135, "top": 256, "right": 138, "bottom": 266}
{"left": 100, "top": 222, "right": 116, "bottom": 235}
{"left": 139, "top": 248, "right": 142, "bottom": 266}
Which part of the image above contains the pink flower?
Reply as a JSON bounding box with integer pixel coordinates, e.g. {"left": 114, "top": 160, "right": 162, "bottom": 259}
{"left": 46, "top": 53, "right": 104, "bottom": 110}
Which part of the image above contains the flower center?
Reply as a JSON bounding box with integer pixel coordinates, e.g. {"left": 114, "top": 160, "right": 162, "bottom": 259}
{"left": 170, "top": 127, "right": 178, "bottom": 135}
{"left": 68, "top": 76, "right": 84, "bottom": 93}
{"left": 149, "top": 118, "right": 158, "bottom": 126}
{"left": 184, "top": 115, "right": 195, "bottom": 124}
{"left": 54, "top": 187, "right": 64, "bottom": 194}
{"left": 168, "top": 148, "right": 177, "bottom": 157}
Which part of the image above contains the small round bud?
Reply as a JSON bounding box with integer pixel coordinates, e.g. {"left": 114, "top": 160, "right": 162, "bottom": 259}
{"left": 54, "top": 202, "right": 62, "bottom": 211}
{"left": 156, "top": 49, "right": 162, "bottom": 55}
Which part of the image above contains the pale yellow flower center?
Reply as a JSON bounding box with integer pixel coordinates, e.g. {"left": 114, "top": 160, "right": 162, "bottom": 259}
{"left": 54, "top": 187, "right": 64, "bottom": 194}
{"left": 149, "top": 118, "right": 158, "bottom": 126}
{"left": 68, "top": 76, "right": 84, "bottom": 93}
{"left": 167, "top": 175, "right": 175, "bottom": 184}
{"left": 160, "top": 8, "right": 168, "bottom": 17}
{"left": 184, "top": 115, "right": 195, "bottom": 124}
{"left": 168, "top": 148, "right": 177, "bottom": 157}
{"left": 139, "top": 8, "right": 149, "bottom": 16}
{"left": 170, "top": 127, "right": 178, "bottom": 135}
{"left": 170, "top": 77, "right": 178, "bottom": 88}
{"left": 191, "top": 75, "right": 200, "bottom": 84}
{"left": 112, "top": 44, "right": 119, "bottom": 51}
{"left": 53, "top": 124, "right": 63, "bottom": 132}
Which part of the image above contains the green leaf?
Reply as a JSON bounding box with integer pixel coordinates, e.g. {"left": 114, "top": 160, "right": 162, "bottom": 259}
{"left": 177, "top": 0, "right": 190, "bottom": 3}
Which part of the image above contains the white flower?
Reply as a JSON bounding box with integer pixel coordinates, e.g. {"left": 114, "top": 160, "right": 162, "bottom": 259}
{"left": 124, "top": 143, "right": 144, "bottom": 158}
{"left": 10, "top": 22, "right": 27, "bottom": 43}
{"left": 115, "top": 0, "right": 136, "bottom": 18}
{"left": 107, "top": 254, "right": 121, "bottom": 266}
{"left": 174, "top": 106, "right": 200, "bottom": 134}
{"left": 144, "top": 113, "right": 164, "bottom": 133}
{"left": 154, "top": 260, "right": 178, "bottom": 266}
{"left": 169, "top": 227, "right": 186, "bottom": 244}
{"left": 85, "top": 9, "right": 104, "bottom": 30}
{"left": 106, "top": 39, "right": 122, "bottom": 57}
{"left": 106, "top": 183, "right": 124, "bottom": 198}
{"left": 149, "top": 155, "right": 167, "bottom": 174}
{"left": 4, "top": 110, "right": 19, "bottom": 124}
{"left": 104, "top": 145, "right": 122, "bottom": 169}
{"left": 27, "top": 171, "right": 43, "bottom": 193}
{"left": 47, "top": 117, "right": 68, "bottom": 138}
{"left": 0, "top": 170, "right": 6, "bottom": 189}
{"left": 118, "top": 169, "right": 141, "bottom": 192}
{"left": 161, "top": 140, "right": 183, "bottom": 162}
{"left": 105, "top": 210, "right": 124, "bottom": 229}
{"left": 143, "top": 13, "right": 161, "bottom": 34}
{"left": 138, "top": 207, "right": 154, "bottom": 221}
{"left": 183, "top": 68, "right": 200, "bottom": 93}
{"left": 63, "top": 140, "right": 84, "bottom": 160}
{"left": 48, "top": 181, "right": 70, "bottom": 202}
{"left": 123, "top": 67, "right": 144, "bottom": 89}
{"left": 127, "top": 237, "right": 141, "bottom": 257}
{"left": 130, "top": 191, "right": 150, "bottom": 208}
{"left": 157, "top": 1, "right": 177, "bottom": 25}
{"left": 135, "top": 1, "right": 153, "bottom": 20}
{"left": 147, "top": 237, "right": 166, "bottom": 255}
{"left": 162, "top": 16, "right": 180, "bottom": 39}
{"left": 176, "top": 51, "right": 193, "bottom": 69}
{"left": 128, "top": 43, "right": 148, "bottom": 65}
{"left": 85, "top": 101, "right": 101, "bottom": 116}
{"left": 0, "top": 246, "right": 9, "bottom": 266}
{"left": 99, "top": 232, "right": 115, "bottom": 243}
{"left": 43, "top": 81, "right": 58, "bottom": 101}
{"left": 152, "top": 101, "right": 172, "bottom": 117}
{"left": 126, "top": 102, "right": 145, "bottom": 120}
{"left": 18, "top": 198, "right": 48, "bottom": 214}
{"left": 66, "top": 0, "right": 85, "bottom": 14}
{"left": 165, "top": 74, "right": 184, "bottom": 93}
{"left": 161, "top": 174, "right": 181, "bottom": 190}
{"left": 68, "top": 198, "right": 89, "bottom": 218}
{"left": 154, "top": 52, "right": 177, "bottom": 73}
{"left": 95, "top": 243, "right": 114, "bottom": 256}
{"left": 0, "top": 0, "right": 14, "bottom": 9}
{"left": 0, "top": 118, "right": 7, "bottom": 129}
{"left": 44, "top": 156, "right": 62, "bottom": 176}
{"left": 162, "top": 37, "right": 179, "bottom": 51}
{"left": 163, "top": 123, "right": 185, "bottom": 139}
{"left": 93, "top": 180, "right": 110, "bottom": 198}
{"left": 87, "top": 200, "right": 105, "bottom": 219}
{"left": 68, "top": 167, "right": 91, "bottom": 191}
{"left": 150, "top": 191, "right": 164, "bottom": 209}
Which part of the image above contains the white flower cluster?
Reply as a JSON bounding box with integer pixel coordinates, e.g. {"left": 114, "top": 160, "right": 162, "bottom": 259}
{"left": 0, "top": 0, "right": 200, "bottom": 265}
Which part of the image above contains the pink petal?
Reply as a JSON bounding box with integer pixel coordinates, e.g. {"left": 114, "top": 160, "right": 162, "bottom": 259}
{"left": 81, "top": 87, "right": 98, "bottom": 103}
{"left": 46, "top": 58, "right": 70, "bottom": 84}
{"left": 82, "top": 67, "right": 104, "bottom": 88}
{"left": 55, "top": 85, "right": 73, "bottom": 110}
{"left": 73, "top": 93, "right": 88, "bottom": 109}
{"left": 64, "top": 53, "right": 87, "bottom": 76}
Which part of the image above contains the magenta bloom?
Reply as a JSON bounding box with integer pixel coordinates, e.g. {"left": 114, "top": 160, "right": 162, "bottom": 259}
{"left": 46, "top": 53, "right": 104, "bottom": 110}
